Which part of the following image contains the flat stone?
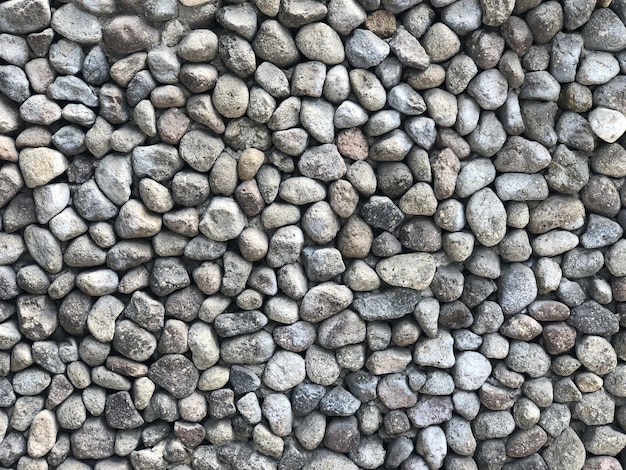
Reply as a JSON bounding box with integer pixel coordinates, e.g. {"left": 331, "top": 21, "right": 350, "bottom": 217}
{"left": 0, "top": 0, "right": 50, "bottom": 34}
{"left": 353, "top": 288, "right": 421, "bottom": 322}
{"left": 221, "top": 331, "right": 275, "bottom": 364}
{"left": 103, "top": 16, "right": 158, "bottom": 54}
{"left": 51, "top": 3, "right": 101, "bottom": 45}
{"left": 375, "top": 254, "right": 436, "bottom": 291}
{"left": 568, "top": 301, "right": 619, "bottom": 335}
{"left": 70, "top": 418, "right": 115, "bottom": 459}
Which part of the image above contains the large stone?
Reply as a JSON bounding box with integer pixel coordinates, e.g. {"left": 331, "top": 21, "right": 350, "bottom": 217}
{"left": 51, "top": 3, "right": 101, "bottom": 45}
{"left": 27, "top": 410, "right": 57, "bottom": 458}
{"left": 23, "top": 225, "right": 62, "bottom": 274}
{"left": 582, "top": 8, "right": 626, "bottom": 52}
{"left": 0, "top": 0, "right": 51, "bottom": 35}
{"left": 19, "top": 148, "right": 68, "bottom": 188}
{"left": 528, "top": 196, "right": 585, "bottom": 234}
{"left": 221, "top": 331, "right": 276, "bottom": 364}
{"left": 132, "top": 144, "right": 184, "bottom": 182}
{"left": 499, "top": 264, "right": 538, "bottom": 315}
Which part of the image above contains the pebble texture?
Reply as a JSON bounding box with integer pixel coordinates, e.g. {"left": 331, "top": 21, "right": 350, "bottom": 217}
{"left": 0, "top": 0, "right": 626, "bottom": 469}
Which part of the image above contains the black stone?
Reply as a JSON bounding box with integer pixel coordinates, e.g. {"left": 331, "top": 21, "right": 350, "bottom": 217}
{"left": 208, "top": 389, "right": 236, "bottom": 419}
{"left": 105, "top": 391, "right": 144, "bottom": 429}
{"left": 230, "top": 365, "right": 261, "bottom": 395}
{"left": 319, "top": 386, "right": 360, "bottom": 417}
{"left": 461, "top": 275, "right": 497, "bottom": 308}
{"left": 142, "top": 422, "right": 171, "bottom": 447}
{"left": 439, "top": 300, "right": 474, "bottom": 329}
{"left": 385, "top": 436, "right": 414, "bottom": 469}
{"left": 502, "top": 453, "right": 549, "bottom": 470}
{"left": 360, "top": 196, "right": 405, "bottom": 232}
{"left": 323, "top": 417, "right": 360, "bottom": 453}
{"left": 67, "top": 154, "right": 97, "bottom": 184}
{"left": 476, "top": 439, "right": 507, "bottom": 470}
{"left": 279, "top": 438, "right": 308, "bottom": 470}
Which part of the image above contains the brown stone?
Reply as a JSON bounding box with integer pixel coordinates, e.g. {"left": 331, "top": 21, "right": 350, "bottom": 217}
{"left": 439, "top": 300, "right": 473, "bottom": 329}
{"left": 157, "top": 108, "right": 190, "bottom": 145}
{"left": 323, "top": 417, "right": 360, "bottom": 453}
{"left": 500, "top": 17, "right": 533, "bottom": 55}
{"left": 542, "top": 322, "right": 577, "bottom": 355}
{"left": 337, "top": 128, "right": 369, "bottom": 160}
{"left": 500, "top": 314, "right": 542, "bottom": 340}
{"left": 528, "top": 300, "right": 570, "bottom": 321}
{"left": 103, "top": 15, "right": 159, "bottom": 54}
{"left": 174, "top": 421, "right": 205, "bottom": 448}
{"left": 479, "top": 383, "right": 517, "bottom": 410}
{"left": 365, "top": 10, "right": 397, "bottom": 38}
{"left": 0, "top": 136, "right": 18, "bottom": 162}
{"left": 106, "top": 356, "right": 149, "bottom": 377}
{"left": 235, "top": 180, "right": 266, "bottom": 217}
{"left": 430, "top": 148, "right": 460, "bottom": 199}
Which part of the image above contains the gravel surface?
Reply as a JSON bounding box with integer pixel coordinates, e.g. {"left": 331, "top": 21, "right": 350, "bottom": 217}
{"left": 1, "top": 0, "right": 626, "bottom": 469}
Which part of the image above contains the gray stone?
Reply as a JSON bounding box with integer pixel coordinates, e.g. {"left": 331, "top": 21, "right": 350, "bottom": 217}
{"left": 148, "top": 354, "right": 198, "bottom": 399}
{"left": 132, "top": 144, "right": 183, "bottom": 182}
{"left": 465, "top": 188, "right": 506, "bottom": 247}
{"left": 350, "top": 69, "right": 387, "bottom": 111}
{"left": 301, "top": 98, "right": 335, "bottom": 143}
{"left": 541, "top": 427, "right": 585, "bottom": 470}
{"left": 389, "top": 26, "right": 429, "bottom": 69}
{"left": 103, "top": 15, "right": 158, "bottom": 54}
{"left": 295, "top": 23, "right": 345, "bottom": 65}
{"left": 253, "top": 20, "right": 300, "bottom": 67}
{"left": 505, "top": 341, "right": 551, "bottom": 378}
{"left": 0, "top": 67, "right": 27, "bottom": 106}
{"left": 582, "top": 8, "right": 626, "bottom": 51}
{"left": 345, "top": 29, "right": 389, "bottom": 68}
{"left": 47, "top": 75, "right": 98, "bottom": 107}
{"left": 467, "top": 69, "right": 508, "bottom": 110}
{"left": 0, "top": 0, "right": 50, "bottom": 34}
{"left": 221, "top": 331, "right": 275, "bottom": 364}
{"left": 298, "top": 144, "right": 346, "bottom": 181}
{"left": 568, "top": 301, "right": 619, "bottom": 335}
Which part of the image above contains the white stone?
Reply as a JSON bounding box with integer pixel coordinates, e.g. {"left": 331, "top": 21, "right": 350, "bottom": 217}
{"left": 589, "top": 107, "right": 626, "bottom": 143}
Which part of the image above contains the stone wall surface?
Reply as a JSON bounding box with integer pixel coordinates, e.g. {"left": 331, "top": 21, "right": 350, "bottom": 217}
{"left": 1, "top": 0, "right": 626, "bottom": 468}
